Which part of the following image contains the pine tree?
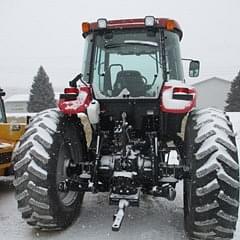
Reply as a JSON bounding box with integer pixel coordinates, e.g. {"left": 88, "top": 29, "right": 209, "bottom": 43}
{"left": 27, "top": 66, "right": 56, "bottom": 113}
{"left": 225, "top": 71, "right": 240, "bottom": 112}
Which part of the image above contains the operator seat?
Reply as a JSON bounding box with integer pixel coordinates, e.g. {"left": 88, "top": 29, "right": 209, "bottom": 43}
{"left": 113, "top": 70, "right": 145, "bottom": 97}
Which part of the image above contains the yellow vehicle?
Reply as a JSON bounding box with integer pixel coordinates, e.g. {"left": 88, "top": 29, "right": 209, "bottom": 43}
{"left": 0, "top": 88, "right": 25, "bottom": 176}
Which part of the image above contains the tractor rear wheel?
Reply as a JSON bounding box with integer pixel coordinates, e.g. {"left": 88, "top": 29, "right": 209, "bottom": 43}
{"left": 184, "top": 108, "right": 239, "bottom": 239}
{"left": 12, "top": 109, "right": 86, "bottom": 230}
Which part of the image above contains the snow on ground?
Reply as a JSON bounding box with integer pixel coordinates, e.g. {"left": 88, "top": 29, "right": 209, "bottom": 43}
{"left": 0, "top": 112, "right": 239, "bottom": 240}
{"left": 0, "top": 182, "right": 186, "bottom": 240}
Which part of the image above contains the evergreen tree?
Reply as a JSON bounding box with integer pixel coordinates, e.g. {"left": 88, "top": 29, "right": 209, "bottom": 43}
{"left": 225, "top": 70, "right": 240, "bottom": 112}
{"left": 28, "top": 66, "right": 56, "bottom": 113}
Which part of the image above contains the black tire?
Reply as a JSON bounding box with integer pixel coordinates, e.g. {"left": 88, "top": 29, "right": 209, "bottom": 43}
{"left": 184, "top": 108, "right": 239, "bottom": 240}
{"left": 12, "top": 109, "right": 87, "bottom": 230}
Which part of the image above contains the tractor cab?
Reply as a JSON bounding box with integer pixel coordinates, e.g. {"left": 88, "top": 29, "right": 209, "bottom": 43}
{"left": 59, "top": 17, "right": 198, "bottom": 131}
{"left": 81, "top": 17, "right": 184, "bottom": 99}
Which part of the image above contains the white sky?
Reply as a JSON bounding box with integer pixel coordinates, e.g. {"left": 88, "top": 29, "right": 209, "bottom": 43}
{"left": 0, "top": 0, "right": 240, "bottom": 89}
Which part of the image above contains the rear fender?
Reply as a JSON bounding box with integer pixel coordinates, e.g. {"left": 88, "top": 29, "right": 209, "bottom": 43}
{"left": 58, "top": 86, "right": 93, "bottom": 115}
{"left": 160, "top": 80, "right": 196, "bottom": 114}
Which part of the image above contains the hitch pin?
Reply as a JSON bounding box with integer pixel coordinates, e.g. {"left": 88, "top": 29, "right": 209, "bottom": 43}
{"left": 112, "top": 199, "right": 129, "bottom": 231}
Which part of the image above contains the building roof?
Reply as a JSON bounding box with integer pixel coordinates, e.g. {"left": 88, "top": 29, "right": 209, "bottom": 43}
{"left": 5, "top": 94, "right": 29, "bottom": 102}
{"left": 5, "top": 93, "right": 61, "bottom": 103}
{"left": 191, "top": 77, "right": 231, "bottom": 86}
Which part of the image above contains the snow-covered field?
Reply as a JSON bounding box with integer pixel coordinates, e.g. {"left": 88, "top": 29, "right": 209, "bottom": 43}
{"left": 0, "top": 112, "right": 239, "bottom": 240}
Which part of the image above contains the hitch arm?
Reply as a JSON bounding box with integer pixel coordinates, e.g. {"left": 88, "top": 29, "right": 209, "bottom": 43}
{"left": 112, "top": 199, "right": 129, "bottom": 231}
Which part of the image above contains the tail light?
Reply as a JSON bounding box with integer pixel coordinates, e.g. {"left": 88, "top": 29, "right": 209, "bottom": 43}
{"left": 172, "top": 87, "right": 194, "bottom": 100}
{"left": 64, "top": 87, "right": 79, "bottom": 94}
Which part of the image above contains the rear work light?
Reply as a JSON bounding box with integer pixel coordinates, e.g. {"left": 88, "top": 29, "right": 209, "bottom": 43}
{"left": 144, "top": 16, "right": 155, "bottom": 27}
{"left": 97, "top": 18, "right": 107, "bottom": 29}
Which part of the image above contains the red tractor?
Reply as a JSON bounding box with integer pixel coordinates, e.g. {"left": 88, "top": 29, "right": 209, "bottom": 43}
{"left": 13, "top": 17, "right": 239, "bottom": 239}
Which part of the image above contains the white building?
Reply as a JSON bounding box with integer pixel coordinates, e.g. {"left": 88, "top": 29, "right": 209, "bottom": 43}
{"left": 4, "top": 94, "right": 29, "bottom": 113}
{"left": 5, "top": 93, "right": 61, "bottom": 114}
{"left": 191, "top": 77, "right": 231, "bottom": 110}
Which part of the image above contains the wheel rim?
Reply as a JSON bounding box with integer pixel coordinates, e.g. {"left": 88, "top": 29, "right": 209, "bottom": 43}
{"left": 56, "top": 143, "right": 78, "bottom": 206}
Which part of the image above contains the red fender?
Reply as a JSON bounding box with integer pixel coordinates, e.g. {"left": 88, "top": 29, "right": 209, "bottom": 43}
{"left": 160, "top": 81, "right": 196, "bottom": 114}
{"left": 58, "top": 86, "right": 93, "bottom": 115}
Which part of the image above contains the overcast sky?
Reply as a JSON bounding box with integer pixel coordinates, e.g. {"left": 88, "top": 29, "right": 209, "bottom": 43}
{"left": 0, "top": 0, "right": 240, "bottom": 90}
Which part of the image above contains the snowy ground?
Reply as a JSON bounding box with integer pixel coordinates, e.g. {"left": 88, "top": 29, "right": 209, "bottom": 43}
{"left": 0, "top": 112, "right": 239, "bottom": 240}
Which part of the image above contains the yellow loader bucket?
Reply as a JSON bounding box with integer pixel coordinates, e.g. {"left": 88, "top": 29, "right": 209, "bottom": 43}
{"left": 0, "top": 122, "right": 26, "bottom": 142}
{"left": 0, "top": 122, "right": 26, "bottom": 176}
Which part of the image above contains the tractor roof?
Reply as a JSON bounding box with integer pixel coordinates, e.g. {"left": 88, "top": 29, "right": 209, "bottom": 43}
{"left": 82, "top": 17, "right": 183, "bottom": 40}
